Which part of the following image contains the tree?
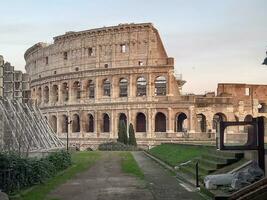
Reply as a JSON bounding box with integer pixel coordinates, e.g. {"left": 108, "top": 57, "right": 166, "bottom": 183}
{"left": 117, "top": 120, "right": 128, "bottom": 144}
{"left": 128, "top": 123, "right": 137, "bottom": 146}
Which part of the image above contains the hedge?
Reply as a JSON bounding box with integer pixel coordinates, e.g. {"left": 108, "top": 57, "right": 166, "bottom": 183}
{"left": 0, "top": 150, "right": 71, "bottom": 194}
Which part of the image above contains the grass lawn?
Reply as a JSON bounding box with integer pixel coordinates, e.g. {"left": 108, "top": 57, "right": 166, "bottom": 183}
{"left": 120, "top": 152, "right": 144, "bottom": 179}
{"left": 12, "top": 151, "right": 101, "bottom": 200}
{"left": 148, "top": 144, "right": 214, "bottom": 167}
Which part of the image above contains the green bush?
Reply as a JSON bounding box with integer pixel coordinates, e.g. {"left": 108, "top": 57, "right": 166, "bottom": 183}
{"left": 0, "top": 150, "right": 71, "bottom": 194}
{"left": 117, "top": 120, "right": 128, "bottom": 145}
{"left": 128, "top": 123, "right": 137, "bottom": 146}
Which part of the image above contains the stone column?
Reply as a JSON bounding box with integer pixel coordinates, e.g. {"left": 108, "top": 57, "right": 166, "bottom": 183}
{"left": 94, "top": 111, "right": 98, "bottom": 136}
{"left": 147, "top": 108, "right": 153, "bottom": 138}
{"left": 129, "top": 75, "right": 133, "bottom": 98}
{"left": 112, "top": 76, "right": 117, "bottom": 99}
{"left": 148, "top": 73, "right": 153, "bottom": 98}
{"left": 111, "top": 110, "right": 116, "bottom": 138}
{"left": 95, "top": 77, "right": 99, "bottom": 102}
{"left": 56, "top": 112, "right": 59, "bottom": 136}
{"left": 167, "top": 107, "right": 173, "bottom": 133}
{"left": 58, "top": 84, "right": 62, "bottom": 104}
{"left": 167, "top": 70, "right": 174, "bottom": 96}
{"left": 189, "top": 106, "right": 195, "bottom": 133}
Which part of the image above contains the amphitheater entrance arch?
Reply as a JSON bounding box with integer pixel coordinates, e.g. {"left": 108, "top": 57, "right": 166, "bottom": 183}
{"left": 176, "top": 112, "right": 188, "bottom": 132}
{"left": 155, "top": 112, "right": 166, "bottom": 132}
{"left": 136, "top": 112, "right": 146, "bottom": 132}
{"left": 72, "top": 114, "right": 80, "bottom": 133}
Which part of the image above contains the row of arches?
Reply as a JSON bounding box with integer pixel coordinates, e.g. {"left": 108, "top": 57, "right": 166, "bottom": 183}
{"left": 33, "top": 76, "right": 167, "bottom": 104}
{"left": 48, "top": 112, "right": 189, "bottom": 134}
{"left": 49, "top": 112, "right": 256, "bottom": 135}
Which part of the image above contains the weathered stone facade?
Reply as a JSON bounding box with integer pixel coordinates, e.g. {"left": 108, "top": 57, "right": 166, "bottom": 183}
{"left": 24, "top": 23, "right": 267, "bottom": 149}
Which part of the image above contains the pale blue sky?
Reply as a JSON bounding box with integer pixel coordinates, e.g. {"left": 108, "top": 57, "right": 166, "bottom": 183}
{"left": 0, "top": 0, "right": 266, "bottom": 93}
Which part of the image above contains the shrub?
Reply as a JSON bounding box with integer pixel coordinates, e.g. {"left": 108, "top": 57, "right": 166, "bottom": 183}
{"left": 128, "top": 123, "right": 137, "bottom": 146}
{"left": 117, "top": 120, "right": 128, "bottom": 145}
{"left": 0, "top": 150, "right": 71, "bottom": 194}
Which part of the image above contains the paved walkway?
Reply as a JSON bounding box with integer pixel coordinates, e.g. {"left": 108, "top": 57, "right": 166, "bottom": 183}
{"left": 49, "top": 151, "right": 203, "bottom": 200}
{"left": 49, "top": 152, "right": 153, "bottom": 200}
{"left": 133, "top": 152, "right": 203, "bottom": 200}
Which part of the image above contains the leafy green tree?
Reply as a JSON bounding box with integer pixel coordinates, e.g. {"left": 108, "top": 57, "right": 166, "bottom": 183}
{"left": 118, "top": 120, "right": 128, "bottom": 144}
{"left": 128, "top": 123, "right": 137, "bottom": 146}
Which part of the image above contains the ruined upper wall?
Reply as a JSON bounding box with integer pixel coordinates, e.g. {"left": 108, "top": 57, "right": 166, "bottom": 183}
{"left": 217, "top": 83, "right": 267, "bottom": 104}
{"left": 25, "top": 23, "right": 172, "bottom": 81}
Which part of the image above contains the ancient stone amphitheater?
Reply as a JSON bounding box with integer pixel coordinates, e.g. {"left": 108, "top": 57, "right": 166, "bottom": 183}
{"left": 24, "top": 23, "right": 267, "bottom": 149}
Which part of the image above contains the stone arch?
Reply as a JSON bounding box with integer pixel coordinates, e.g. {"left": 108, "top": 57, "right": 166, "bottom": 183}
{"left": 87, "top": 80, "right": 95, "bottom": 99}
{"left": 213, "top": 112, "right": 227, "bottom": 132}
{"left": 155, "top": 76, "right": 166, "bottom": 96}
{"left": 51, "top": 84, "right": 59, "bottom": 103}
{"left": 196, "top": 113, "right": 206, "bottom": 133}
{"left": 176, "top": 112, "right": 188, "bottom": 132}
{"left": 36, "top": 87, "right": 42, "bottom": 105}
{"left": 62, "top": 82, "right": 69, "bottom": 102}
{"left": 72, "top": 81, "right": 81, "bottom": 100}
{"left": 119, "top": 113, "right": 127, "bottom": 127}
{"left": 61, "top": 114, "right": 68, "bottom": 133}
{"left": 103, "top": 79, "right": 111, "bottom": 96}
{"left": 155, "top": 112, "right": 166, "bottom": 132}
{"left": 136, "top": 77, "right": 147, "bottom": 96}
{"left": 85, "top": 113, "right": 94, "bottom": 132}
{"left": 43, "top": 86, "right": 49, "bottom": 103}
{"left": 119, "top": 78, "right": 128, "bottom": 97}
{"left": 244, "top": 114, "right": 253, "bottom": 122}
{"left": 103, "top": 113, "right": 110, "bottom": 132}
{"left": 136, "top": 112, "right": 146, "bottom": 132}
{"left": 50, "top": 115, "right": 57, "bottom": 133}
{"left": 72, "top": 114, "right": 80, "bottom": 133}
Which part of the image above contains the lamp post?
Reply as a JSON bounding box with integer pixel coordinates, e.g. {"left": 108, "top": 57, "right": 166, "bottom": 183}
{"left": 67, "top": 120, "right": 72, "bottom": 152}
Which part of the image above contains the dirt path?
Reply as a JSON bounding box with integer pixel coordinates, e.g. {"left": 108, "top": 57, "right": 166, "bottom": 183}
{"left": 48, "top": 152, "right": 154, "bottom": 200}
{"left": 133, "top": 152, "right": 204, "bottom": 200}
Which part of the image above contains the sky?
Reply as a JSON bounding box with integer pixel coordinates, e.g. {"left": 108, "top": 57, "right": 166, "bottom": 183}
{"left": 0, "top": 0, "right": 266, "bottom": 94}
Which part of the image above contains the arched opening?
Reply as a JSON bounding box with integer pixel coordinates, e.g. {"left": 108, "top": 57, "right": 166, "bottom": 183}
{"left": 62, "top": 82, "right": 69, "bottom": 102}
{"left": 244, "top": 114, "right": 253, "bottom": 133}
{"left": 176, "top": 112, "right": 188, "bottom": 132}
{"left": 72, "top": 81, "right": 81, "bottom": 100}
{"left": 50, "top": 115, "right": 57, "bottom": 133}
{"left": 213, "top": 113, "right": 227, "bottom": 132}
{"left": 136, "top": 112, "right": 146, "bottom": 132}
{"left": 155, "top": 76, "right": 166, "bottom": 96}
{"left": 103, "top": 113, "right": 110, "bottom": 132}
{"left": 137, "top": 77, "right": 147, "bottom": 96}
{"left": 51, "top": 85, "right": 59, "bottom": 103}
{"left": 86, "top": 114, "right": 94, "bottom": 132}
{"left": 119, "top": 78, "right": 128, "bottom": 97}
{"left": 43, "top": 86, "right": 49, "bottom": 103}
{"left": 244, "top": 114, "right": 253, "bottom": 122}
{"left": 61, "top": 115, "right": 68, "bottom": 133}
{"left": 119, "top": 113, "right": 127, "bottom": 127}
{"left": 103, "top": 79, "right": 111, "bottom": 96}
{"left": 197, "top": 114, "right": 206, "bottom": 133}
{"left": 88, "top": 80, "right": 95, "bottom": 99}
{"left": 36, "top": 87, "right": 42, "bottom": 105}
{"left": 72, "top": 114, "right": 80, "bottom": 133}
{"left": 155, "top": 112, "right": 166, "bottom": 132}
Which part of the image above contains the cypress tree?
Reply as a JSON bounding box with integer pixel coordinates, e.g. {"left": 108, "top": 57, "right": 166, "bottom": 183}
{"left": 118, "top": 120, "right": 128, "bottom": 145}
{"left": 128, "top": 123, "right": 137, "bottom": 146}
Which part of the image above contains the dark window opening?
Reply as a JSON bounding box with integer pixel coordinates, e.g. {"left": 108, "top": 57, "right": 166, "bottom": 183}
{"left": 103, "top": 79, "right": 111, "bottom": 96}
{"left": 45, "top": 57, "right": 49, "bottom": 65}
{"left": 155, "top": 112, "right": 166, "bottom": 132}
{"left": 119, "top": 78, "right": 128, "bottom": 97}
{"left": 136, "top": 113, "right": 146, "bottom": 132}
{"left": 155, "top": 76, "right": 167, "bottom": 96}
{"left": 103, "top": 113, "right": 110, "bottom": 132}
{"left": 137, "top": 77, "right": 147, "bottom": 96}
{"left": 88, "top": 47, "right": 93, "bottom": 56}
{"left": 64, "top": 52, "right": 68, "bottom": 60}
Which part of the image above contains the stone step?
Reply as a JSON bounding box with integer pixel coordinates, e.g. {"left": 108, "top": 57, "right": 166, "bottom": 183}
{"left": 213, "top": 150, "right": 244, "bottom": 159}
{"left": 202, "top": 154, "right": 239, "bottom": 164}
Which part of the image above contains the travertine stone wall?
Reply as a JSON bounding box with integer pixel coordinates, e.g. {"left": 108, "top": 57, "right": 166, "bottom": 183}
{"left": 24, "top": 23, "right": 267, "bottom": 149}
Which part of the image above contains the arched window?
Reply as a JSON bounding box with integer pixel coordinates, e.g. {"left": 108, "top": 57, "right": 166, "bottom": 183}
{"left": 72, "top": 81, "right": 81, "bottom": 100}
{"left": 196, "top": 114, "right": 206, "bottom": 133}
{"left": 50, "top": 115, "right": 57, "bottom": 133}
{"left": 155, "top": 76, "right": 166, "bottom": 96}
{"left": 44, "top": 86, "right": 49, "bottom": 103}
{"left": 61, "top": 115, "right": 68, "bottom": 133}
{"left": 72, "top": 114, "right": 80, "bottom": 133}
{"left": 103, "top": 79, "right": 111, "bottom": 96}
{"left": 88, "top": 80, "right": 95, "bottom": 99}
{"left": 155, "top": 112, "right": 166, "bottom": 132}
{"left": 176, "top": 113, "right": 187, "bottom": 132}
{"left": 137, "top": 77, "right": 146, "bottom": 96}
{"left": 136, "top": 112, "right": 146, "bottom": 132}
{"left": 119, "top": 113, "right": 127, "bottom": 126}
{"left": 37, "top": 87, "right": 42, "bottom": 105}
{"left": 51, "top": 85, "right": 59, "bottom": 103}
{"left": 62, "top": 82, "right": 69, "bottom": 102}
{"left": 213, "top": 113, "right": 227, "bottom": 132}
{"left": 86, "top": 114, "right": 94, "bottom": 132}
{"left": 119, "top": 78, "right": 128, "bottom": 97}
{"left": 103, "top": 113, "right": 110, "bottom": 132}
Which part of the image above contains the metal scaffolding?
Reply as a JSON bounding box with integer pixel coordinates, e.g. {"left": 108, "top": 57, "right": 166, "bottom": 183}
{"left": 0, "top": 97, "right": 64, "bottom": 153}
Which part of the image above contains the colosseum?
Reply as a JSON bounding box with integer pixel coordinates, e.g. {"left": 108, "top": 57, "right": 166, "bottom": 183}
{"left": 24, "top": 23, "right": 267, "bottom": 149}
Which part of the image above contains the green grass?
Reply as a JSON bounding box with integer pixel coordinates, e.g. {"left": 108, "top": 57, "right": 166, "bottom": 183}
{"left": 12, "top": 151, "right": 101, "bottom": 200}
{"left": 148, "top": 144, "right": 214, "bottom": 167}
{"left": 120, "top": 152, "right": 144, "bottom": 179}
